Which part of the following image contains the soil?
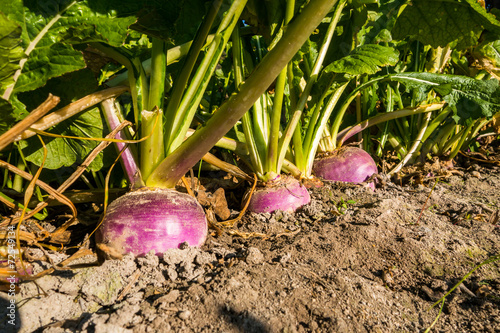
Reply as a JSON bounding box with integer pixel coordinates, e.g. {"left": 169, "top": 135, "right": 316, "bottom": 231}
{"left": 2, "top": 154, "right": 500, "bottom": 332}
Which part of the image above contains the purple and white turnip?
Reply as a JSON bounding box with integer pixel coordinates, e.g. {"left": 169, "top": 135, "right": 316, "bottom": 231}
{"left": 312, "top": 146, "right": 378, "bottom": 189}
{"left": 96, "top": 188, "right": 207, "bottom": 257}
{"left": 245, "top": 175, "right": 311, "bottom": 214}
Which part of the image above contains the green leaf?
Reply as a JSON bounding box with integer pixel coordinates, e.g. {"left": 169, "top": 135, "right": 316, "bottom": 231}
{"left": 392, "top": 0, "right": 500, "bottom": 50}
{"left": 356, "top": 0, "right": 406, "bottom": 45}
{"left": 324, "top": 44, "right": 399, "bottom": 75}
{"left": 13, "top": 43, "right": 85, "bottom": 93}
{"left": 19, "top": 107, "right": 106, "bottom": 171}
{"left": 389, "top": 72, "right": 500, "bottom": 123}
{"left": 130, "top": 0, "right": 211, "bottom": 44}
{"left": 2, "top": 0, "right": 136, "bottom": 96}
{"left": 0, "top": 98, "right": 15, "bottom": 136}
{"left": 0, "top": 12, "right": 24, "bottom": 96}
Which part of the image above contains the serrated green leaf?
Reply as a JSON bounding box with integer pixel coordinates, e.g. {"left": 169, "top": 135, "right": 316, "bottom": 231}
{"left": 392, "top": 0, "right": 500, "bottom": 50}
{"left": 389, "top": 72, "right": 500, "bottom": 123}
{"left": 19, "top": 107, "right": 106, "bottom": 171}
{"left": 0, "top": 12, "right": 24, "bottom": 96}
{"left": 324, "top": 44, "right": 399, "bottom": 75}
{"left": 13, "top": 43, "right": 85, "bottom": 93}
{"left": 2, "top": 0, "right": 136, "bottom": 97}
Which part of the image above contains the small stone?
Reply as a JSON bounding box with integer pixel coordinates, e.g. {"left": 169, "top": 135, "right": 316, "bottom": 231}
{"left": 246, "top": 247, "right": 264, "bottom": 265}
{"left": 471, "top": 170, "right": 481, "bottom": 179}
{"left": 178, "top": 310, "right": 192, "bottom": 320}
{"left": 154, "top": 290, "right": 180, "bottom": 307}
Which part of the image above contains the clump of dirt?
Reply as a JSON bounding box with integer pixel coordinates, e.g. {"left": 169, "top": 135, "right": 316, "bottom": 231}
{"left": 2, "top": 162, "right": 500, "bottom": 332}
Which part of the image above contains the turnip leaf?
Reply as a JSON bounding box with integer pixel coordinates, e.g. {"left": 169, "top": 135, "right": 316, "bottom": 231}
{"left": 0, "top": 12, "right": 24, "bottom": 96}
{"left": 1, "top": 0, "right": 136, "bottom": 98}
{"left": 18, "top": 107, "right": 106, "bottom": 171}
{"left": 324, "top": 44, "right": 399, "bottom": 75}
{"left": 392, "top": 0, "right": 500, "bottom": 50}
{"left": 389, "top": 72, "right": 500, "bottom": 124}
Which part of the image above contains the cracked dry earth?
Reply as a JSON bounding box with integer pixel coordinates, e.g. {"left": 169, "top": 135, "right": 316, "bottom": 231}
{"left": 2, "top": 161, "right": 500, "bottom": 333}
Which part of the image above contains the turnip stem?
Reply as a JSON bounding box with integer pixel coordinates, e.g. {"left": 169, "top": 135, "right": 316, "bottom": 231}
{"left": 100, "top": 99, "right": 144, "bottom": 188}
{"left": 267, "top": 0, "right": 295, "bottom": 174}
{"left": 389, "top": 112, "right": 432, "bottom": 175}
{"left": 163, "top": 0, "right": 224, "bottom": 153}
{"left": 337, "top": 103, "right": 445, "bottom": 146}
{"left": 140, "top": 109, "right": 165, "bottom": 181}
{"left": 147, "top": 38, "right": 167, "bottom": 111}
{"left": 232, "top": 26, "right": 264, "bottom": 177}
{"left": 281, "top": 0, "right": 346, "bottom": 173}
{"left": 147, "top": 0, "right": 338, "bottom": 188}
{"left": 106, "top": 37, "right": 215, "bottom": 88}
{"left": 166, "top": 0, "right": 248, "bottom": 154}
{"left": 304, "top": 82, "right": 349, "bottom": 176}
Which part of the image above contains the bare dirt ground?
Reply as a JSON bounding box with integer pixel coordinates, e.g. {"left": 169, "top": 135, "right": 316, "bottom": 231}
{"left": 2, "top": 146, "right": 500, "bottom": 333}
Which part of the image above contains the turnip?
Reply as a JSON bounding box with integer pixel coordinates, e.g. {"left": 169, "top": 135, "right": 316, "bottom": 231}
{"left": 312, "top": 146, "right": 378, "bottom": 189}
{"left": 92, "top": 0, "right": 335, "bottom": 256}
{"left": 245, "top": 175, "right": 311, "bottom": 214}
{"left": 96, "top": 189, "right": 207, "bottom": 257}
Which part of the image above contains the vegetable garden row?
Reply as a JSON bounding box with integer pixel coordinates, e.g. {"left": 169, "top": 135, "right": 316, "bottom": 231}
{"left": 0, "top": 0, "right": 500, "bottom": 264}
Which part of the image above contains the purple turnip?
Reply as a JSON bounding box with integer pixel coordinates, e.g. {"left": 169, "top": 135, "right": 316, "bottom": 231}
{"left": 96, "top": 188, "right": 207, "bottom": 257}
{"left": 312, "top": 146, "right": 378, "bottom": 189}
{"left": 245, "top": 175, "right": 311, "bottom": 214}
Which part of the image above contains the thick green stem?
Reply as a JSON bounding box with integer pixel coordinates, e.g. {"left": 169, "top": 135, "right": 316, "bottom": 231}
{"left": 304, "top": 82, "right": 349, "bottom": 176}
{"left": 449, "top": 121, "right": 476, "bottom": 159}
{"left": 147, "top": 38, "right": 167, "bottom": 111}
{"left": 166, "top": 0, "right": 247, "bottom": 154}
{"left": 140, "top": 109, "right": 165, "bottom": 181}
{"left": 232, "top": 25, "right": 264, "bottom": 177}
{"left": 267, "top": 0, "right": 295, "bottom": 173}
{"left": 330, "top": 76, "right": 387, "bottom": 147}
{"left": 106, "top": 39, "right": 203, "bottom": 87}
{"left": 389, "top": 111, "right": 432, "bottom": 175}
{"left": 281, "top": 1, "right": 346, "bottom": 173}
{"left": 147, "top": 0, "right": 337, "bottom": 188}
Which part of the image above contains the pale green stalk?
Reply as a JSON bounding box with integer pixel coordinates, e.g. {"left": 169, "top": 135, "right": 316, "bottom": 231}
{"left": 389, "top": 112, "right": 432, "bottom": 175}
{"left": 163, "top": 0, "right": 223, "bottom": 149}
{"left": 266, "top": 0, "right": 295, "bottom": 173}
{"left": 165, "top": 0, "right": 247, "bottom": 154}
{"left": 330, "top": 76, "right": 386, "bottom": 147}
{"left": 303, "top": 83, "right": 349, "bottom": 176}
{"left": 147, "top": 0, "right": 338, "bottom": 188}
{"left": 279, "top": 0, "right": 347, "bottom": 173}
{"left": 232, "top": 25, "right": 264, "bottom": 177}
